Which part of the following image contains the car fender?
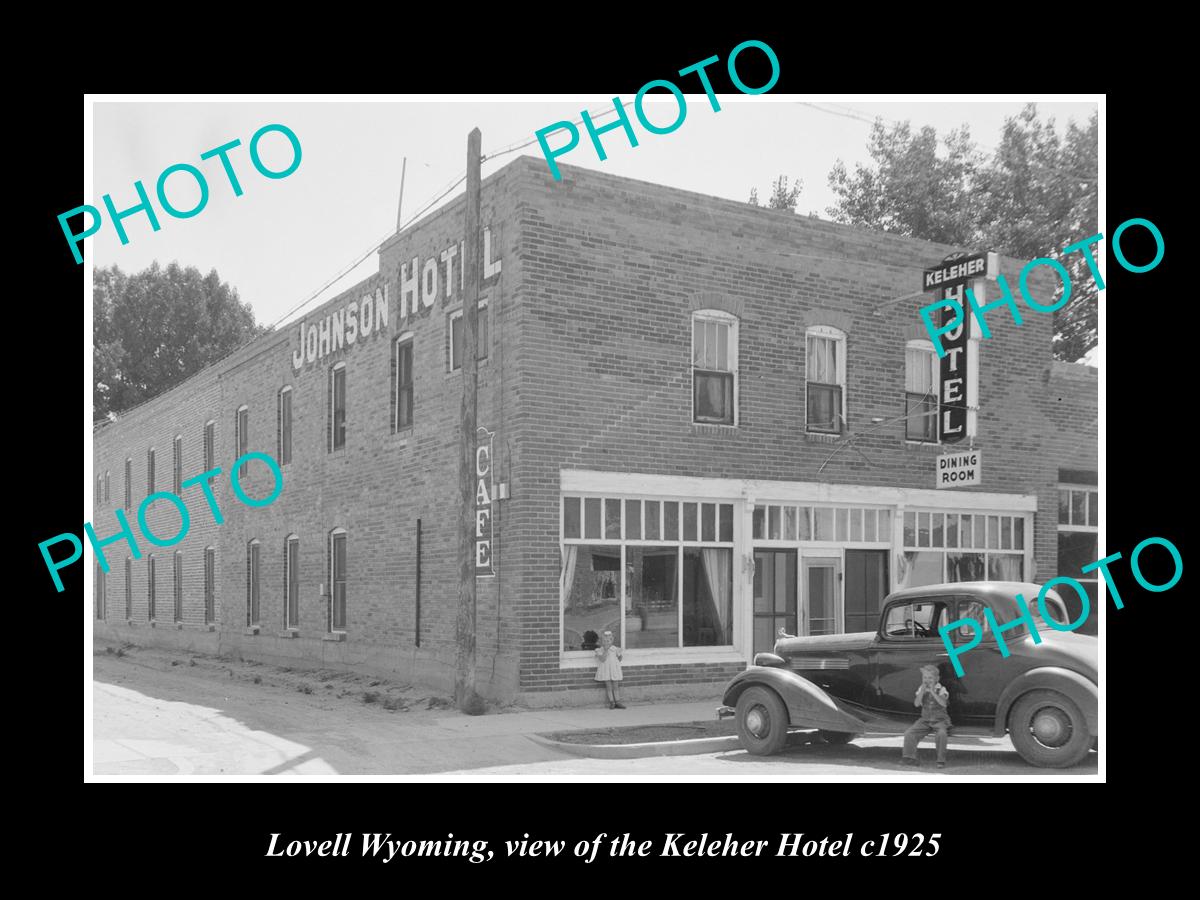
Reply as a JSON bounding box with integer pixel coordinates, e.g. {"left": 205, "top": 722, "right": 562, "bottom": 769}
{"left": 723, "top": 666, "right": 867, "bottom": 734}
{"left": 993, "top": 667, "right": 1098, "bottom": 737}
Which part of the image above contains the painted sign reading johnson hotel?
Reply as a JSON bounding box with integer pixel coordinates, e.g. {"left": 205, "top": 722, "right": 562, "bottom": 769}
{"left": 291, "top": 226, "right": 503, "bottom": 371}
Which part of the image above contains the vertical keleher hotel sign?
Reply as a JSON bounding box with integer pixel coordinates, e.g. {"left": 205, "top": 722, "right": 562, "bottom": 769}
{"left": 922, "top": 251, "right": 997, "bottom": 443}
{"left": 476, "top": 426, "right": 495, "bottom": 577}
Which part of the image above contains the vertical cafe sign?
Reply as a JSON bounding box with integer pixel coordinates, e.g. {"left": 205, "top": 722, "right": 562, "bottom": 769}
{"left": 476, "top": 426, "right": 495, "bottom": 577}
{"left": 922, "top": 251, "right": 995, "bottom": 443}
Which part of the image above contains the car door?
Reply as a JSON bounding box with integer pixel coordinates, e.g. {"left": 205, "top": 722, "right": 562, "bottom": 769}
{"left": 946, "top": 597, "right": 1011, "bottom": 726}
{"left": 866, "top": 596, "right": 956, "bottom": 721}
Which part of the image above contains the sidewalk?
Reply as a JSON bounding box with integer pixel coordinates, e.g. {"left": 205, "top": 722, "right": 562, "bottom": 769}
{"left": 92, "top": 650, "right": 727, "bottom": 776}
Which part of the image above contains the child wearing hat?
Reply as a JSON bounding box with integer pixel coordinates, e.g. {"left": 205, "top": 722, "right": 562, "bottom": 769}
{"left": 901, "top": 664, "right": 952, "bottom": 768}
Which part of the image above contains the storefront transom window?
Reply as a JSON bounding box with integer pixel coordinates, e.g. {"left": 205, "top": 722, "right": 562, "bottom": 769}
{"left": 899, "top": 510, "right": 1027, "bottom": 587}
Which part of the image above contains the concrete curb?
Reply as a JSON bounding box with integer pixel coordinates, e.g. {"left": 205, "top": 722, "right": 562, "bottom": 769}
{"left": 528, "top": 732, "right": 743, "bottom": 759}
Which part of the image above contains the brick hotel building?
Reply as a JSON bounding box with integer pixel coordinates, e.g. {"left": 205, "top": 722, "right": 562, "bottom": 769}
{"left": 92, "top": 156, "right": 1097, "bottom": 704}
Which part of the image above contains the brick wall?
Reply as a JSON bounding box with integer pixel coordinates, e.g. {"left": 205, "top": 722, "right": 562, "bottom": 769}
{"left": 92, "top": 154, "right": 1082, "bottom": 704}
{"left": 505, "top": 157, "right": 1063, "bottom": 693}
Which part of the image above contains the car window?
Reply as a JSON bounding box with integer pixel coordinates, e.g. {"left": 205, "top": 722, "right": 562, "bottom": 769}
{"left": 955, "top": 599, "right": 993, "bottom": 641}
{"left": 882, "top": 600, "right": 953, "bottom": 640}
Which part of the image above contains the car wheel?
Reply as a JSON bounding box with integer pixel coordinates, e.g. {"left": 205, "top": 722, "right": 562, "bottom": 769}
{"left": 818, "top": 730, "right": 856, "bottom": 745}
{"left": 1008, "top": 689, "right": 1092, "bottom": 768}
{"left": 736, "top": 686, "right": 789, "bottom": 756}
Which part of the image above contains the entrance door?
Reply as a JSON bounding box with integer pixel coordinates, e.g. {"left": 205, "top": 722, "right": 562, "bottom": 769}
{"left": 802, "top": 556, "right": 842, "bottom": 635}
{"left": 844, "top": 549, "right": 889, "bottom": 634}
{"left": 753, "top": 549, "right": 796, "bottom": 654}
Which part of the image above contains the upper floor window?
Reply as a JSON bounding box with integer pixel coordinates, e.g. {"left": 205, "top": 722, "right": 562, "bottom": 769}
{"left": 104, "top": 470, "right": 110, "bottom": 503}
{"left": 277, "top": 386, "right": 293, "bottom": 465}
{"left": 449, "top": 300, "right": 489, "bottom": 372}
{"left": 393, "top": 337, "right": 414, "bottom": 432}
{"left": 146, "top": 448, "right": 156, "bottom": 495}
{"left": 203, "top": 420, "right": 215, "bottom": 471}
{"left": 124, "top": 458, "right": 132, "bottom": 509}
{"left": 692, "top": 310, "right": 738, "bottom": 426}
{"left": 173, "top": 435, "right": 183, "bottom": 493}
{"left": 235, "top": 407, "right": 249, "bottom": 478}
{"left": 905, "top": 340, "right": 939, "bottom": 443}
{"left": 805, "top": 325, "right": 846, "bottom": 434}
{"left": 329, "top": 363, "right": 346, "bottom": 452}
{"left": 95, "top": 474, "right": 103, "bottom": 505}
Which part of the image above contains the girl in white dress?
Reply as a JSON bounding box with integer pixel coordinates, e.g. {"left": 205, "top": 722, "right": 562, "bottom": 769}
{"left": 594, "top": 630, "right": 625, "bottom": 709}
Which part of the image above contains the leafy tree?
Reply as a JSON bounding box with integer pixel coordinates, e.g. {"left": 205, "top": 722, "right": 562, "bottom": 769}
{"left": 748, "top": 175, "right": 804, "bottom": 212}
{"left": 825, "top": 105, "right": 1098, "bottom": 361}
{"left": 93, "top": 262, "right": 267, "bottom": 419}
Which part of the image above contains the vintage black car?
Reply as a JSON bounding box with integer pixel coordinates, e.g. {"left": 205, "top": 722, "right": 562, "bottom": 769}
{"left": 718, "top": 581, "right": 1098, "bottom": 768}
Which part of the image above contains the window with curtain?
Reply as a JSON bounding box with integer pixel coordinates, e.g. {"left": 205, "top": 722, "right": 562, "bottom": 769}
{"left": 692, "top": 311, "right": 737, "bottom": 425}
{"left": 806, "top": 326, "right": 845, "bottom": 434}
{"left": 905, "top": 341, "right": 939, "bottom": 442}
{"left": 897, "top": 510, "right": 1026, "bottom": 589}
{"left": 561, "top": 495, "right": 734, "bottom": 652}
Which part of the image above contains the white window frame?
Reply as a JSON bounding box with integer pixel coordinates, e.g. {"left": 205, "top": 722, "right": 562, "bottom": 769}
{"left": 448, "top": 298, "right": 490, "bottom": 373}
{"left": 329, "top": 527, "right": 348, "bottom": 634}
{"left": 904, "top": 338, "right": 940, "bottom": 445}
{"left": 805, "top": 325, "right": 847, "bottom": 434}
{"left": 690, "top": 310, "right": 739, "bottom": 426}
{"left": 1058, "top": 482, "right": 1099, "bottom": 590}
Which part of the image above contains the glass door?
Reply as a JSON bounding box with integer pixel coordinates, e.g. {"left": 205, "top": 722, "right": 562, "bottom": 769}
{"left": 753, "top": 549, "right": 796, "bottom": 654}
{"left": 802, "top": 555, "right": 842, "bottom": 635}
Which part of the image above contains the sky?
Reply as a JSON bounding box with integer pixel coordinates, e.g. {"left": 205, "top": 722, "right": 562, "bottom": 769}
{"left": 90, "top": 97, "right": 1099, "bottom": 331}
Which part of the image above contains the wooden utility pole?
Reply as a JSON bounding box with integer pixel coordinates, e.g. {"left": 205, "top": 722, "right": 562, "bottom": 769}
{"left": 455, "top": 129, "right": 482, "bottom": 713}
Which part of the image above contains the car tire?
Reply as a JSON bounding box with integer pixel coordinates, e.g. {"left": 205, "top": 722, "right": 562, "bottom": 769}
{"left": 736, "top": 686, "right": 789, "bottom": 756}
{"left": 1008, "top": 689, "right": 1092, "bottom": 768}
{"left": 818, "top": 730, "right": 856, "bottom": 745}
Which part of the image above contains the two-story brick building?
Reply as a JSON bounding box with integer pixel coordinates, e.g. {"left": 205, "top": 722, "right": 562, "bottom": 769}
{"left": 92, "top": 155, "right": 1077, "bottom": 704}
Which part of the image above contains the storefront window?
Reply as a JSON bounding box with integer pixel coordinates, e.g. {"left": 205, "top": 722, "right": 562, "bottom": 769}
{"left": 562, "top": 494, "right": 736, "bottom": 654}
{"left": 899, "top": 511, "right": 1028, "bottom": 588}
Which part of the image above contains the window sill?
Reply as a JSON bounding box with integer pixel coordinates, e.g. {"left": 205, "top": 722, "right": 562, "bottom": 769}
{"left": 148, "top": 619, "right": 158, "bottom": 628}
{"left": 243, "top": 625, "right": 261, "bottom": 636}
{"left": 175, "top": 621, "right": 184, "bottom": 630}
{"left": 446, "top": 359, "right": 491, "bottom": 378}
{"left": 323, "top": 632, "right": 347, "bottom": 642}
{"left": 278, "top": 629, "right": 300, "bottom": 639}
{"left": 559, "top": 647, "right": 744, "bottom": 670}
{"left": 904, "top": 440, "right": 943, "bottom": 449}
{"left": 691, "top": 422, "right": 737, "bottom": 434}
{"left": 804, "top": 431, "right": 843, "bottom": 443}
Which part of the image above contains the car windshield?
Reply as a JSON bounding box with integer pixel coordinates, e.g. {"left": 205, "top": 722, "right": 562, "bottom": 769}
{"left": 882, "top": 600, "right": 953, "bottom": 639}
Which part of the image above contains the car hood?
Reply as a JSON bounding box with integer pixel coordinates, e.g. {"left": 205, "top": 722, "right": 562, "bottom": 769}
{"left": 775, "top": 632, "right": 876, "bottom": 655}
{"left": 1024, "top": 630, "right": 1098, "bottom": 682}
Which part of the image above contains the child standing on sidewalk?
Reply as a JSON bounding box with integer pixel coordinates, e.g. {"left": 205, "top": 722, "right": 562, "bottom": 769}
{"left": 595, "top": 630, "right": 625, "bottom": 709}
